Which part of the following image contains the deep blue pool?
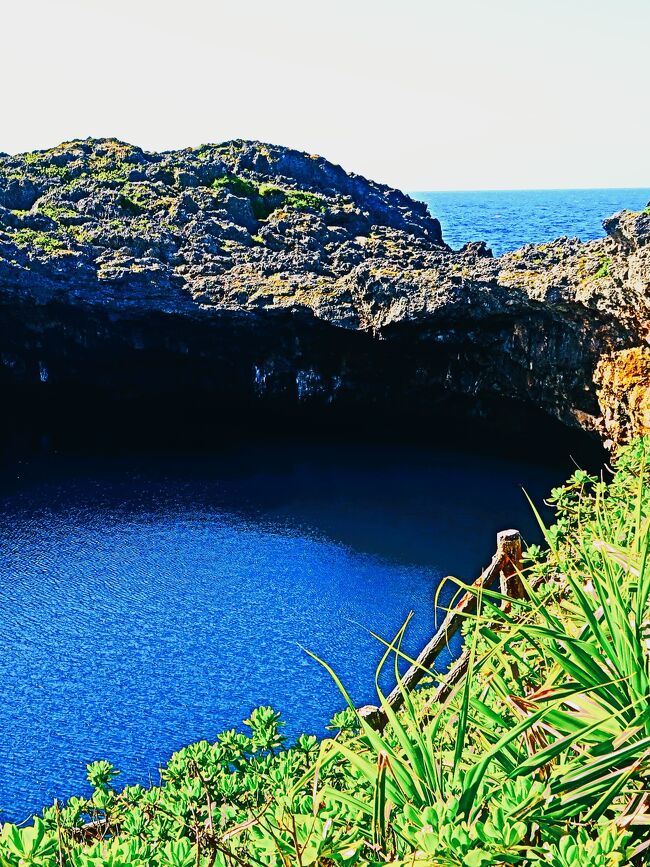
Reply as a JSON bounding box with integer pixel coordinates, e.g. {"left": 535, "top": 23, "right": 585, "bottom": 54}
{"left": 0, "top": 440, "right": 587, "bottom": 820}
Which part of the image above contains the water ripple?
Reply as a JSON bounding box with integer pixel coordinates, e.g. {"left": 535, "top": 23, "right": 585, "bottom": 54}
{"left": 1, "top": 442, "right": 576, "bottom": 820}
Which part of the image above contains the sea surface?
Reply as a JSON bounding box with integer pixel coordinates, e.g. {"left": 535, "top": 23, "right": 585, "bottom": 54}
{"left": 1, "top": 441, "right": 586, "bottom": 821}
{"left": 413, "top": 188, "right": 650, "bottom": 256}
{"left": 0, "top": 187, "right": 633, "bottom": 821}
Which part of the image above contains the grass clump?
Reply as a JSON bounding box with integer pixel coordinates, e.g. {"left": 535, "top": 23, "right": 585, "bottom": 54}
{"left": 211, "top": 175, "right": 328, "bottom": 219}
{"left": 79, "top": 154, "right": 130, "bottom": 185}
{"left": 283, "top": 189, "right": 327, "bottom": 213}
{"left": 119, "top": 183, "right": 158, "bottom": 212}
{"left": 11, "top": 228, "right": 67, "bottom": 253}
{"left": 211, "top": 174, "right": 259, "bottom": 199}
{"left": 19, "top": 154, "right": 73, "bottom": 181}
{"left": 1, "top": 439, "right": 649, "bottom": 865}
{"left": 594, "top": 255, "right": 612, "bottom": 279}
{"left": 259, "top": 183, "right": 327, "bottom": 214}
{"left": 38, "top": 203, "right": 78, "bottom": 222}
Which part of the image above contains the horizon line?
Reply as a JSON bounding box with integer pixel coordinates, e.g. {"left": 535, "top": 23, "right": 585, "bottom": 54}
{"left": 409, "top": 185, "right": 650, "bottom": 195}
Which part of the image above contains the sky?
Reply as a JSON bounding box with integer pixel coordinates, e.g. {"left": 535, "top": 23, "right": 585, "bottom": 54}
{"left": 1, "top": 0, "right": 649, "bottom": 191}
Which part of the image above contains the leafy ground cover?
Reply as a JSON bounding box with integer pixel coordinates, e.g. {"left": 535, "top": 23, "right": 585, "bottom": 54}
{"left": 1, "top": 438, "right": 649, "bottom": 866}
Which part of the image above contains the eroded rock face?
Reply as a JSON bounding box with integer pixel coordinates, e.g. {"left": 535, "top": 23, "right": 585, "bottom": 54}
{"left": 595, "top": 347, "right": 650, "bottom": 447}
{"left": 0, "top": 138, "right": 648, "bottom": 447}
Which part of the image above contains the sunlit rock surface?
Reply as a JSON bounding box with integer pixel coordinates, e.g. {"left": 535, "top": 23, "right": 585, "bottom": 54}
{"left": 0, "top": 139, "right": 648, "bottom": 446}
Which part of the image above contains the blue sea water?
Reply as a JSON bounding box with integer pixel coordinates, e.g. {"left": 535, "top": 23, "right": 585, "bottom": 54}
{"left": 1, "top": 442, "right": 581, "bottom": 821}
{"left": 413, "top": 188, "right": 650, "bottom": 256}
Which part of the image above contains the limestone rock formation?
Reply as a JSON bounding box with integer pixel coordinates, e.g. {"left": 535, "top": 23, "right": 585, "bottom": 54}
{"left": 595, "top": 347, "right": 650, "bottom": 447}
{"left": 0, "top": 138, "right": 648, "bottom": 447}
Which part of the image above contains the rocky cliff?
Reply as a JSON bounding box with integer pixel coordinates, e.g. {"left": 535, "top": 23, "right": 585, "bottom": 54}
{"left": 1, "top": 138, "right": 648, "bottom": 448}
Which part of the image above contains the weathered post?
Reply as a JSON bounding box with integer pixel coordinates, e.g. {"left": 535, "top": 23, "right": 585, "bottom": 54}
{"left": 358, "top": 529, "right": 525, "bottom": 729}
{"left": 497, "top": 529, "right": 525, "bottom": 602}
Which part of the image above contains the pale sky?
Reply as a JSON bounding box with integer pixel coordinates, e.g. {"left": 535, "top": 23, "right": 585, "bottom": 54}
{"left": 2, "top": 0, "right": 649, "bottom": 191}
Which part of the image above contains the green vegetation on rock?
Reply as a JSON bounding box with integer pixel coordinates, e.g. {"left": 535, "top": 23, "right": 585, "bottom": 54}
{"left": 11, "top": 228, "right": 67, "bottom": 253}
{"left": 258, "top": 183, "right": 327, "bottom": 214}
{"left": 117, "top": 193, "right": 146, "bottom": 216}
{"left": 283, "top": 189, "right": 327, "bottom": 213}
{"left": 211, "top": 175, "right": 328, "bottom": 219}
{"left": 594, "top": 255, "right": 611, "bottom": 279}
{"left": 1, "top": 439, "right": 649, "bottom": 866}
{"left": 38, "top": 203, "right": 78, "bottom": 222}
{"left": 211, "top": 174, "right": 259, "bottom": 200}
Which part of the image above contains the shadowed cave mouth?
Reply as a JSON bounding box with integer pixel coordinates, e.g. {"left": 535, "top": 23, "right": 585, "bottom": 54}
{"left": 3, "top": 380, "right": 603, "bottom": 468}
{"left": 0, "top": 294, "right": 606, "bottom": 464}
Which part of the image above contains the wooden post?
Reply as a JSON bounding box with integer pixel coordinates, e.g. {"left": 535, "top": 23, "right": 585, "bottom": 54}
{"left": 359, "top": 529, "right": 525, "bottom": 729}
{"left": 497, "top": 529, "right": 525, "bottom": 601}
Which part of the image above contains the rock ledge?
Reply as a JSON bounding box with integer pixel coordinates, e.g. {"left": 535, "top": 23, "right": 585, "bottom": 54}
{"left": 1, "top": 139, "right": 648, "bottom": 447}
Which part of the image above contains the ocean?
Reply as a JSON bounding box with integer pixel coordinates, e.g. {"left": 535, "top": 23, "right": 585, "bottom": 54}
{"left": 412, "top": 187, "right": 650, "bottom": 256}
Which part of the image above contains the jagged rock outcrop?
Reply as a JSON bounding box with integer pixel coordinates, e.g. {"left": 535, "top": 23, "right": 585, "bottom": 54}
{"left": 0, "top": 138, "right": 648, "bottom": 447}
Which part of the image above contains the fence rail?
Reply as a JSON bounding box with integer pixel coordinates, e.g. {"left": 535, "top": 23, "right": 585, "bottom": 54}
{"left": 359, "top": 529, "right": 524, "bottom": 730}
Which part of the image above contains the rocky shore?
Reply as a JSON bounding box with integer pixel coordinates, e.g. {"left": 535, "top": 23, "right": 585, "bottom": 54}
{"left": 0, "top": 138, "right": 648, "bottom": 448}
